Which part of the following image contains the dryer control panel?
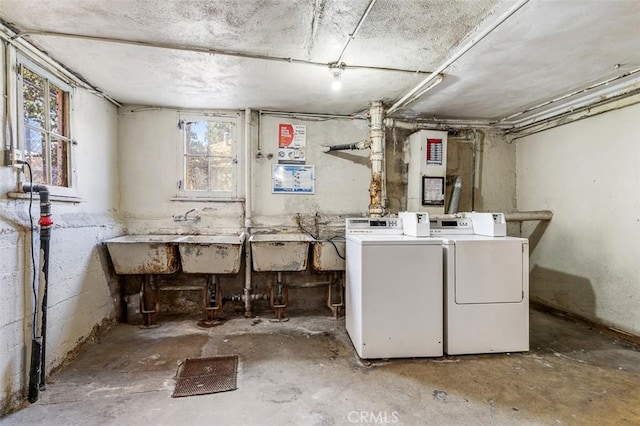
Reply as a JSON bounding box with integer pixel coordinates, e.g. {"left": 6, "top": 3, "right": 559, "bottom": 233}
{"left": 345, "top": 218, "right": 403, "bottom": 234}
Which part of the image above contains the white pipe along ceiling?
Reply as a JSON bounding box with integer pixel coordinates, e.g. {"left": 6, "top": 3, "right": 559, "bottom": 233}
{"left": 0, "top": 0, "right": 638, "bottom": 123}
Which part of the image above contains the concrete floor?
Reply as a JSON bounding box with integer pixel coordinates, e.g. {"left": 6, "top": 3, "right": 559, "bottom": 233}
{"left": 2, "top": 308, "right": 639, "bottom": 426}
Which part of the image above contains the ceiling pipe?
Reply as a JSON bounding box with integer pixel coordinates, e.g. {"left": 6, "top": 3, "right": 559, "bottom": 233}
{"left": 334, "top": 0, "right": 378, "bottom": 66}
{"left": 386, "top": 0, "right": 531, "bottom": 115}
{"left": 400, "top": 74, "right": 444, "bottom": 106}
{"left": 500, "top": 67, "right": 640, "bottom": 123}
{"left": 11, "top": 28, "right": 431, "bottom": 76}
{"left": 0, "top": 24, "right": 121, "bottom": 107}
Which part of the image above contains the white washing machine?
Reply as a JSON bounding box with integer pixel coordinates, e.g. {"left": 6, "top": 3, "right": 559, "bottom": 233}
{"left": 345, "top": 218, "right": 443, "bottom": 359}
{"left": 431, "top": 214, "right": 529, "bottom": 355}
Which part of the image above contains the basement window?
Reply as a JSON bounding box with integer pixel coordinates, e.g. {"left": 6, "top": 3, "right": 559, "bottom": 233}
{"left": 178, "top": 114, "right": 239, "bottom": 199}
{"left": 17, "top": 57, "right": 75, "bottom": 196}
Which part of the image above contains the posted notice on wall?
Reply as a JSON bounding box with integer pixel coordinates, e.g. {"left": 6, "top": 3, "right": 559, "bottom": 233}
{"left": 422, "top": 176, "right": 445, "bottom": 206}
{"left": 278, "top": 124, "right": 306, "bottom": 164}
{"left": 272, "top": 165, "right": 315, "bottom": 194}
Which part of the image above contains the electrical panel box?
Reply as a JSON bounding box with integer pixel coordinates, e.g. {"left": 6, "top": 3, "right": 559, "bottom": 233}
{"left": 406, "top": 130, "right": 448, "bottom": 214}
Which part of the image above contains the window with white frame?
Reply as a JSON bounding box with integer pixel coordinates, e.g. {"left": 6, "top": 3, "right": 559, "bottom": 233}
{"left": 18, "top": 58, "right": 73, "bottom": 190}
{"left": 178, "top": 114, "right": 239, "bottom": 198}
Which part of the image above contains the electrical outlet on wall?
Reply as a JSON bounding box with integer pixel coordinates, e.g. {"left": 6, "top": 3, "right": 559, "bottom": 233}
{"left": 5, "top": 149, "right": 24, "bottom": 168}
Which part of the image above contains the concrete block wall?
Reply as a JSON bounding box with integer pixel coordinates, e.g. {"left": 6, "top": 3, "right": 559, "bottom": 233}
{"left": 0, "top": 43, "right": 122, "bottom": 414}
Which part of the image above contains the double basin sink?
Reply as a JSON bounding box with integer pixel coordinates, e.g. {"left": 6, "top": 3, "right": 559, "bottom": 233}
{"left": 105, "top": 233, "right": 346, "bottom": 275}
{"left": 105, "top": 234, "right": 245, "bottom": 275}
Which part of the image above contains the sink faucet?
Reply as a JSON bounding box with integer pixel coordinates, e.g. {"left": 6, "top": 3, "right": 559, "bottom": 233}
{"left": 173, "top": 208, "right": 200, "bottom": 222}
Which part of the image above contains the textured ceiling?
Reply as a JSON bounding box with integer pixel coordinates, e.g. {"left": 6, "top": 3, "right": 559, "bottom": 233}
{"left": 1, "top": 0, "right": 639, "bottom": 120}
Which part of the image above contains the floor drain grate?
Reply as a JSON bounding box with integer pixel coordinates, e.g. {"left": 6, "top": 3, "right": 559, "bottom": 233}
{"left": 172, "top": 355, "right": 238, "bottom": 398}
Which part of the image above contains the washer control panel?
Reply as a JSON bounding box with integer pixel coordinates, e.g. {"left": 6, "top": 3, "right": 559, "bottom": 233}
{"left": 345, "top": 218, "right": 404, "bottom": 234}
{"left": 429, "top": 217, "right": 474, "bottom": 235}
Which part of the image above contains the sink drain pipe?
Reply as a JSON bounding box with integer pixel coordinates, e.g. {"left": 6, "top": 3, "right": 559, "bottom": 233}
{"left": 24, "top": 183, "right": 52, "bottom": 403}
{"left": 244, "top": 108, "right": 253, "bottom": 317}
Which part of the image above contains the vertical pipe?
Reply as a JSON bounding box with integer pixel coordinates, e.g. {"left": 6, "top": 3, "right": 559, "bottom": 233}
{"left": 369, "top": 101, "right": 384, "bottom": 217}
{"left": 470, "top": 130, "right": 484, "bottom": 211}
{"left": 22, "top": 184, "right": 51, "bottom": 393}
{"left": 38, "top": 237, "right": 50, "bottom": 388}
{"left": 243, "top": 108, "right": 253, "bottom": 317}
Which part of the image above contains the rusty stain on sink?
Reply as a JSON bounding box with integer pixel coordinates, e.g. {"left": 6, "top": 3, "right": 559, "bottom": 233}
{"left": 312, "top": 240, "right": 345, "bottom": 271}
{"left": 105, "top": 236, "right": 181, "bottom": 275}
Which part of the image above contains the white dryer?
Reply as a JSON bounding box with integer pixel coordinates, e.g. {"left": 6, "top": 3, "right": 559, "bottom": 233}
{"left": 345, "top": 218, "right": 443, "bottom": 359}
{"left": 431, "top": 214, "right": 529, "bottom": 355}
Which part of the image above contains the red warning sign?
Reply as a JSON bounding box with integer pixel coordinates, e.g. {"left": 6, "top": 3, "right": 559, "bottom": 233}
{"left": 279, "top": 124, "right": 294, "bottom": 147}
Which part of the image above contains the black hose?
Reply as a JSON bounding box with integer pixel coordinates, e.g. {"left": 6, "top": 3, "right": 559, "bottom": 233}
{"left": 326, "top": 236, "right": 346, "bottom": 260}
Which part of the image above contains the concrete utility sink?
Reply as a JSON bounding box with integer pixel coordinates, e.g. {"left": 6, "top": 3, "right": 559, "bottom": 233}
{"left": 312, "top": 239, "right": 346, "bottom": 271}
{"left": 177, "top": 234, "right": 245, "bottom": 274}
{"left": 249, "top": 234, "right": 314, "bottom": 271}
{"left": 105, "top": 235, "right": 181, "bottom": 275}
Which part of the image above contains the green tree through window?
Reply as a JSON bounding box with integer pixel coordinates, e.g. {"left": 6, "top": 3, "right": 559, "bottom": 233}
{"left": 183, "top": 119, "right": 235, "bottom": 193}
{"left": 21, "top": 65, "right": 70, "bottom": 187}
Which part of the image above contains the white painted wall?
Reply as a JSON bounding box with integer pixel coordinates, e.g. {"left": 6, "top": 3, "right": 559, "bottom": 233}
{"left": 0, "top": 43, "right": 121, "bottom": 414}
{"left": 253, "top": 115, "right": 370, "bottom": 231}
{"left": 473, "top": 129, "right": 517, "bottom": 214}
{"left": 118, "top": 108, "right": 245, "bottom": 234}
{"left": 118, "top": 109, "right": 371, "bottom": 235}
{"left": 516, "top": 103, "right": 640, "bottom": 336}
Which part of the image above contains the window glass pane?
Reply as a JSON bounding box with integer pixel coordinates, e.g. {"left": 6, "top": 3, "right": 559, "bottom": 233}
{"left": 24, "top": 128, "right": 46, "bottom": 183}
{"left": 22, "top": 68, "right": 46, "bottom": 130}
{"left": 49, "top": 84, "right": 67, "bottom": 136}
{"left": 184, "top": 121, "right": 207, "bottom": 155}
{"left": 185, "top": 156, "right": 209, "bottom": 190}
{"left": 207, "top": 121, "right": 234, "bottom": 156}
{"left": 209, "top": 157, "right": 232, "bottom": 191}
{"left": 51, "top": 138, "right": 69, "bottom": 187}
{"left": 181, "top": 118, "right": 236, "bottom": 194}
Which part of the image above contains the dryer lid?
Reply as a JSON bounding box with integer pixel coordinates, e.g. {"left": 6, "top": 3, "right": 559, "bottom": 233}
{"left": 454, "top": 239, "right": 524, "bottom": 304}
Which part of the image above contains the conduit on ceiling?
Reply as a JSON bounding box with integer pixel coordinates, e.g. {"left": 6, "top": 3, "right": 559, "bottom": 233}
{"left": 386, "top": 0, "right": 531, "bottom": 115}
{"left": 11, "top": 28, "right": 431, "bottom": 76}
{"left": 331, "top": 0, "right": 377, "bottom": 67}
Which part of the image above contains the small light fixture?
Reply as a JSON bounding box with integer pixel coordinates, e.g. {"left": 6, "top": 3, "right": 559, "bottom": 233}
{"left": 330, "top": 65, "right": 343, "bottom": 91}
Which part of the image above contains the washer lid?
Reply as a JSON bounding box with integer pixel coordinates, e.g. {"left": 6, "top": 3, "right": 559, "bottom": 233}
{"left": 454, "top": 239, "right": 524, "bottom": 304}
{"left": 346, "top": 235, "right": 442, "bottom": 245}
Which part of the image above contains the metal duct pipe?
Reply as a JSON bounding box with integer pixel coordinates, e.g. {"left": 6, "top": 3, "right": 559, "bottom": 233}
{"left": 504, "top": 210, "right": 553, "bottom": 222}
{"left": 447, "top": 176, "right": 463, "bottom": 214}
{"left": 383, "top": 118, "right": 418, "bottom": 131}
{"left": 322, "top": 140, "right": 371, "bottom": 152}
{"left": 369, "top": 101, "right": 384, "bottom": 217}
{"left": 244, "top": 108, "right": 253, "bottom": 317}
